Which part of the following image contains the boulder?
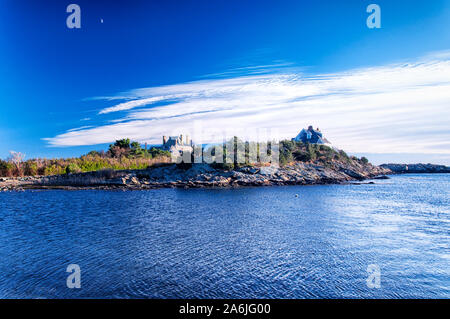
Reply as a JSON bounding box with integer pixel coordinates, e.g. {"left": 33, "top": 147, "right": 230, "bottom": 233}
{"left": 130, "top": 177, "right": 140, "bottom": 185}
{"left": 340, "top": 168, "right": 365, "bottom": 181}
{"left": 259, "top": 165, "right": 279, "bottom": 176}
{"left": 373, "top": 175, "right": 390, "bottom": 180}
{"left": 239, "top": 166, "right": 260, "bottom": 174}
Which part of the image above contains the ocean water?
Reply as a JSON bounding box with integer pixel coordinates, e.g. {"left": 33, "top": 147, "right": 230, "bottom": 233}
{"left": 0, "top": 174, "right": 448, "bottom": 299}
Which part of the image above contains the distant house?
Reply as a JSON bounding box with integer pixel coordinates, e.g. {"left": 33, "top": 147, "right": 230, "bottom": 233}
{"left": 161, "top": 134, "right": 193, "bottom": 157}
{"left": 292, "top": 126, "right": 331, "bottom": 145}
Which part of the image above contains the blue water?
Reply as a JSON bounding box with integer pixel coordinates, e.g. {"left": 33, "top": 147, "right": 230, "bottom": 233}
{"left": 0, "top": 174, "right": 448, "bottom": 298}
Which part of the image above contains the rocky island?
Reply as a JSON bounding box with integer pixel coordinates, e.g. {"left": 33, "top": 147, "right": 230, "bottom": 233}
{"left": 0, "top": 161, "right": 391, "bottom": 191}
{"left": 380, "top": 163, "right": 450, "bottom": 174}
{"left": 1, "top": 129, "right": 448, "bottom": 192}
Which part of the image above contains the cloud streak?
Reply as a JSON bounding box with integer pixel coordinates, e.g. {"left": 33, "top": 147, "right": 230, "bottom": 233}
{"left": 45, "top": 54, "right": 450, "bottom": 157}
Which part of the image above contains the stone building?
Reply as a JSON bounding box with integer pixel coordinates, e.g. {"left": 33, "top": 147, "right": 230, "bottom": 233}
{"left": 161, "top": 134, "right": 193, "bottom": 157}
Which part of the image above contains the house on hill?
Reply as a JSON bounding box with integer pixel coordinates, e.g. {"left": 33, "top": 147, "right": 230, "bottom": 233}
{"left": 292, "top": 126, "right": 331, "bottom": 145}
{"left": 162, "top": 134, "right": 193, "bottom": 157}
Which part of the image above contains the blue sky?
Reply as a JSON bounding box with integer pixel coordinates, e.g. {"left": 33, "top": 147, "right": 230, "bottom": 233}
{"left": 0, "top": 0, "right": 449, "bottom": 164}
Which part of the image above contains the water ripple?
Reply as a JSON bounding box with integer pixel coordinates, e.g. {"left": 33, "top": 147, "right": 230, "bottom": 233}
{"left": 0, "top": 174, "right": 449, "bottom": 298}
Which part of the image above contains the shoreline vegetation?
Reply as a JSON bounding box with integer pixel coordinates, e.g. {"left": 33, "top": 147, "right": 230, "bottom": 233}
{"left": 0, "top": 138, "right": 448, "bottom": 191}
{"left": 0, "top": 139, "right": 172, "bottom": 177}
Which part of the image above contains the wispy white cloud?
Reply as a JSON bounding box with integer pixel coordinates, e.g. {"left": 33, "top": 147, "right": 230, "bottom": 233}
{"left": 197, "top": 62, "right": 297, "bottom": 78}
{"left": 98, "top": 96, "right": 169, "bottom": 114}
{"left": 44, "top": 54, "right": 450, "bottom": 158}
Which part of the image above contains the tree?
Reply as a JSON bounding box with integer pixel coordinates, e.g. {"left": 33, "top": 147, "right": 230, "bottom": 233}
{"left": 149, "top": 147, "right": 170, "bottom": 158}
{"left": 108, "top": 138, "right": 131, "bottom": 158}
{"left": 8, "top": 151, "right": 25, "bottom": 175}
{"left": 87, "top": 150, "right": 105, "bottom": 157}
{"left": 360, "top": 156, "right": 369, "bottom": 165}
{"left": 306, "top": 143, "right": 317, "bottom": 161}
{"left": 114, "top": 138, "right": 131, "bottom": 149}
{"left": 108, "top": 146, "right": 127, "bottom": 159}
{"left": 130, "top": 141, "right": 145, "bottom": 157}
{"left": 130, "top": 141, "right": 140, "bottom": 149}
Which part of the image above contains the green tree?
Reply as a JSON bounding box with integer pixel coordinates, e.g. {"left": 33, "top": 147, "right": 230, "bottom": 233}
{"left": 306, "top": 143, "right": 317, "bottom": 161}
{"left": 130, "top": 141, "right": 145, "bottom": 157}
{"left": 360, "top": 156, "right": 369, "bottom": 165}
{"left": 114, "top": 138, "right": 131, "bottom": 149}
{"left": 108, "top": 138, "right": 131, "bottom": 158}
{"left": 149, "top": 147, "right": 170, "bottom": 158}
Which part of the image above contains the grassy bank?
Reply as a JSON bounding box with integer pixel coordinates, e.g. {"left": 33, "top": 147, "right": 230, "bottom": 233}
{"left": 1, "top": 139, "right": 171, "bottom": 177}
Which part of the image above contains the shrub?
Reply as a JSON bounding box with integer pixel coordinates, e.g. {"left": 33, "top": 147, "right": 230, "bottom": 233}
{"left": 66, "top": 163, "right": 82, "bottom": 174}
{"left": 338, "top": 150, "right": 351, "bottom": 163}
{"left": 0, "top": 140, "right": 172, "bottom": 177}
{"left": 86, "top": 150, "right": 105, "bottom": 157}
{"left": 360, "top": 156, "right": 369, "bottom": 165}
{"left": 279, "top": 151, "right": 293, "bottom": 166}
{"left": 293, "top": 150, "right": 312, "bottom": 162}
{"left": 24, "top": 162, "right": 38, "bottom": 176}
{"left": 149, "top": 147, "right": 170, "bottom": 158}
{"left": 306, "top": 144, "right": 318, "bottom": 161}
{"left": 0, "top": 160, "right": 14, "bottom": 177}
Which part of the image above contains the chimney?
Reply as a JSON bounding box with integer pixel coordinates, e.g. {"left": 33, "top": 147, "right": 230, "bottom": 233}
{"left": 185, "top": 135, "right": 189, "bottom": 145}
{"left": 145, "top": 142, "right": 147, "bottom": 151}
{"left": 180, "top": 134, "right": 183, "bottom": 144}
{"left": 163, "top": 136, "right": 167, "bottom": 145}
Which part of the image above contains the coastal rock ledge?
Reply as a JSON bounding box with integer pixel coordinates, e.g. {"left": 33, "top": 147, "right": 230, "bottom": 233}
{"left": 0, "top": 162, "right": 391, "bottom": 191}
{"left": 380, "top": 163, "right": 450, "bottom": 174}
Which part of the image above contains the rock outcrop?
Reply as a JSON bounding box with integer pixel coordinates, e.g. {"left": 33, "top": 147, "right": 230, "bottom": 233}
{"left": 380, "top": 163, "right": 450, "bottom": 174}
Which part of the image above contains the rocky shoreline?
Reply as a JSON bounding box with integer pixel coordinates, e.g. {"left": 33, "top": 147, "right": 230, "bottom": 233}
{"left": 0, "top": 161, "right": 391, "bottom": 191}
{"left": 380, "top": 163, "right": 450, "bottom": 174}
